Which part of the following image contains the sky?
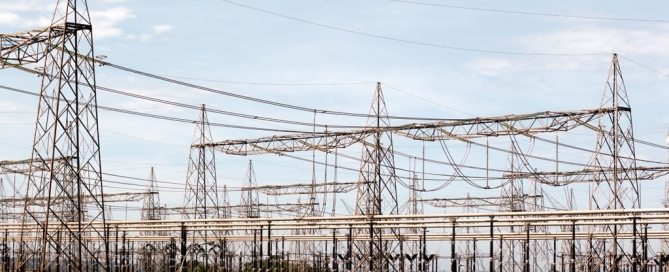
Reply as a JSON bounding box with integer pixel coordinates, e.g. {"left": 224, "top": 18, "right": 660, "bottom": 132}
{"left": 1, "top": 0, "right": 669, "bottom": 223}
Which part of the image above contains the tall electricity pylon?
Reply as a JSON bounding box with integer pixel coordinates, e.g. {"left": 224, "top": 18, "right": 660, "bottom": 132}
{"left": 182, "top": 105, "right": 221, "bottom": 222}
{"left": 354, "top": 83, "right": 400, "bottom": 271}
{"left": 142, "top": 167, "right": 162, "bottom": 222}
{"left": 590, "top": 54, "right": 640, "bottom": 211}
{"left": 589, "top": 53, "right": 641, "bottom": 271}
{"left": 240, "top": 160, "right": 260, "bottom": 258}
{"left": 17, "top": 0, "right": 109, "bottom": 270}
{"left": 140, "top": 168, "right": 162, "bottom": 272}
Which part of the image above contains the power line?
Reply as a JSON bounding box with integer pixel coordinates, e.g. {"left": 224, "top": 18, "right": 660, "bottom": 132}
{"left": 218, "top": 0, "right": 608, "bottom": 56}
{"left": 389, "top": 0, "right": 669, "bottom": 23}
{"left": 619, "top": 55, "right": 669, "bottom": 78}
{"left": 99, "top": 61, "right": 464, "bottom": 121}
{"left": 98, "top": 85, "right": 368, "bottom": 129}
{"left": 381, "top": 83, "right": 475, "bottom": 117}
{"left": 10, "top": 63, "right": 460, "bottom": 125}
{"left": 153, "top": 74, "right": 376, "bottom": 86}
{"left": 0, "top": 84, "right": 314, "bottom": 134}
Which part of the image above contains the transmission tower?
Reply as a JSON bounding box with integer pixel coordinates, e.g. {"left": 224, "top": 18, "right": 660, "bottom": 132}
{"left": 181, "top": 104, "right": 220, "bottom": 269}
{"left": 589, "top": 54, "right": 641, "bottom": 271}
{"left": 400, "top": 159, "right": 423, "bottom": 262}
{"left": 140, "top": 168, "right": 162, "bottom": 272}
{"left": 240, "top": 160, "right": 260, "bottom": 219}
{"left": 239, "top": 160, "right": 260, "bottom": 265}
{"left": 590, "top": 53, "right": 640, "bottom": 210}
{"left": 353, "top": 83, "right": 400, "bottom": 271}
{"left": 499, "top": 140, "right": 527, "bottom": 272}
{"left": 182, "top": 105, "right": 221, "bottom": 221}
{"left": 16, "top": 0, "right": 109, "bottom": 270}
{"left": 142, "top": 167, "right": 162, "bottom": 222}
{"left": 221, "top": 185, "right": 231, "bottom": 219}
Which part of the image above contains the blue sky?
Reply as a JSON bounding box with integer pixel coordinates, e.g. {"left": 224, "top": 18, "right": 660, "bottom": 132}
{"left": 1, "top": 0, "right": 669, "bottom": 221}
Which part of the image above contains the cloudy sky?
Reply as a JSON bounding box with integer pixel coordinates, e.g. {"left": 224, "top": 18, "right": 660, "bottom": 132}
{"left": 1, "top": 0, "right": 669, "bottom": 221}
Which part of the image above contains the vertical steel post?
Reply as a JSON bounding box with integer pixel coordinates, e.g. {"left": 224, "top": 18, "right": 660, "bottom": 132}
{"left": 490, "top": 218, "right": 494, "bottom": 272}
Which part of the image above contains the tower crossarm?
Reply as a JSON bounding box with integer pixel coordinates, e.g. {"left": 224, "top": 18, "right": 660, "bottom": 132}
{"left": 199, "top": 131, "right": 370, "bottom": 155}
{"left": 504, "top": 166, "right": 669, "bottom": 185}
{"left": 163, "top": 202, "right": 315, "bottom": 215}
{"left": 0, "top": 157, "right": 71, "bottom": 174}
{"left": 199, "top": 107, "right": 621, "bottom": 155}
{"left": 0, "top": 192, "right": 154, "bottom": 205}
{"left": 0, "top": 24, "right": 67, "bottom": 68}
{"left": 395, "top": 107, "right": 616, "bottom": 141}
{"left": 420, "top": 194, "right": 543, "bottom": 208}
{"left": 244, "top": 181, "right": 358, "bottom": 195}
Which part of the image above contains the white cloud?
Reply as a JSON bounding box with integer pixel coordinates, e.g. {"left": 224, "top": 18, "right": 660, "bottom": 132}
{"left": 465, "top": 58, "right": 514, "bottom": 76}
{"left": 466, "top": 26, "right": 669, "bottom": 76}
{"left": 0, "top": 3, "right": 136, "bottom": 40}
{"left": 0, "top": 1, "right": 56, "bottom": 29}
{"left": 0, "top": 0, "right": 53, "bottom": 12}
{"left": 522, "top": 27, "right": 669, "bottom": 57}
{"left": 0, "top": 12, "right": 23, "bottom": 27}
{"left": 518, "top": 26, "right": 669, "bottom": 71}
{"left": 124, "top": 34, "right": 152, "bottom": 42}
{"left": 152, "top": 24, "right": 173, "bottom": 35}
{"left": 91, "top": 7, "right": 135, "bottom": 39}
{"left": 121, "top": 24, "right": 172, "bottom": 42}
{"left": 0, "top": 100, "right": 31, "bottom": 113}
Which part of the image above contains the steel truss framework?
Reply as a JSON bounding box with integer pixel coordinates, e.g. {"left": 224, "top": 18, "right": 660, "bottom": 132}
{"left": 0, "top": 0, "right": 662, "bottom": 271}
{"left": 195, "top": 57, "right": 647, "bottom": 271}
{"left": 0, "top": 209, "right": 664, "bottom": 271}
{"left": 421, "top": 194, "right": 544, "bottom": 209}
{"left": 199, "top": 107, "right": 622, "bottom": 155}
{"left": 1, "top": 0, "right": 110, "bottom": 270}
{"left": 181, "top": 105, "right": 221, "bottom": 269}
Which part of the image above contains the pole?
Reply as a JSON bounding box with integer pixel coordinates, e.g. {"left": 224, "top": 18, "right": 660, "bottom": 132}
{"left": 399, "top": 236, "right": 404, "bottom": 272}
{"left": 369, "top": 221, "right": 374, "bottom": 271}
{"left": 423, "top": 227, "right": 427, "bottom": 272}
{"left": 260, "top": 226, "right": 264, "bottom": 271}
{"left": 451, "top": 223, "right": 456, "bottom": 272}
{"left": 180, "top": 225, "right": 186, "bottom": 272}
{"left": 332, "top": 231, "right": 338, "bottom": 272}
{"left": 473, "top": 238, "right": 477, "bottom": 272}
{"left": 525, "top": 224, "right": 530, "bottom": 272}
{"left": 267, "top": 222, "right": 272, "bottom": 271}
{"left": 571, "top": 221, "right": 576, "bottom": 272}
{"left": 253, "top": 230, "right": 257, "bottom": 272}
{"left": 553, "top": 237, "right": 557, "bottom": 272}
{"left": 633, "top": 217, "right": 638, "bottom": 272}
{"left": 499, "top": 236, "right": 503, "bottom": 272}
{"left": 347, "top": 226, "right": 352, "bottom": 271}
{"left": 490, "top": 217, "right": 494, "bottom": 272}
{"left": 643, "top": 224, "right": 648, "bottom": 272}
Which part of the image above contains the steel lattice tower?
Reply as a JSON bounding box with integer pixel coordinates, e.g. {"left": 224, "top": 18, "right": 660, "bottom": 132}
{"left": 588, "top": 54, "right": 641, "bottom": 271}
{"left": 239, "top": 160, "right": 260, "bottom": 259}
{"left": 499, "top": 141, "right": 527, "bottom": 272}
{"left": 140, "top": 168, "right": 162, "bottom": 272}
{"left": 182, "top": 105, "right": 220, "bottom": 244}
{"left": 590, "top": 53, "right": 641, "bottom": 211}
{"left": 353, "top": 83, "right": 400, "bottom": 271}
{"left": 142, "top": 167, "right": 162, "bottom": 222}
{"left": 239, "top": 160, "right": 260, "bottom": 219}
{"left": 17, "top": 0, "right": 109, "bottom": 270}
{"left": 220, "top": 185, "right": 231, "bottom": 219}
